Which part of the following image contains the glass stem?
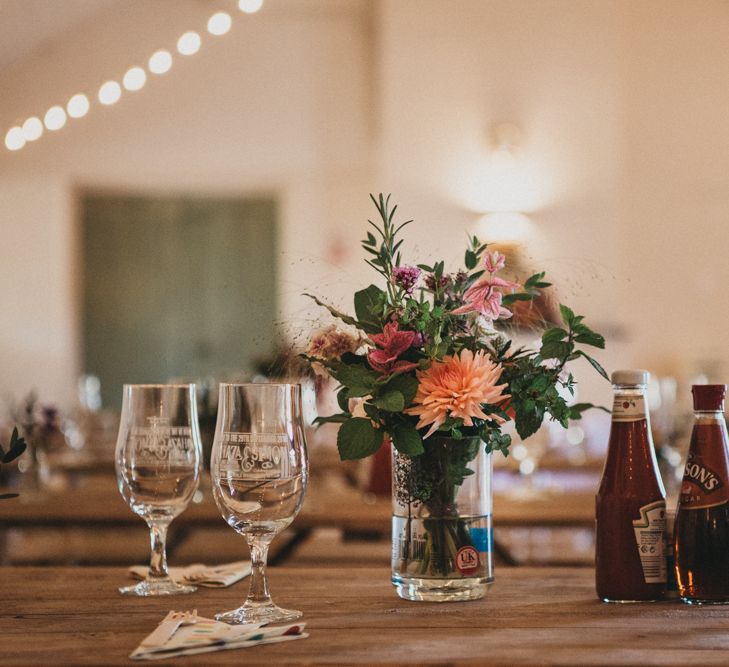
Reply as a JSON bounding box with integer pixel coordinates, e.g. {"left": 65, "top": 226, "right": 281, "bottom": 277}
{"left": 246, "top": 537, "right": 273, "bottom": 605}
{"left": 148, "top": 520, "right": 171, "bottom": 579}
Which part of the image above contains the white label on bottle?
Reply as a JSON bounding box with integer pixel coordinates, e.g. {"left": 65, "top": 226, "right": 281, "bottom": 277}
{"left": 632, "top": 500, "right": 667, "bottom": 583}
{"left": 612, "top": 395, "right": 646, "bottom": 422}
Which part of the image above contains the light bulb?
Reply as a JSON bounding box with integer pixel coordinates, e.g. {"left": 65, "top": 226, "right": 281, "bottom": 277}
{"left": 67, "top": 93, "right": 90, "bottom": 118}
{"left": 123, "top": 66, "right": 146, "bottom": 91}
{"left": 4, "top": 126, "right": 25, "bottom": 151}
{"left": 148, "top": 49, "right": 172, "bottom": 75}
{"left": 207, "top": 12, "right": 232, "bottom": 35}
{"left": 238, "top": 0, "right": 263, "bottom": 13}
{"left": 177, "top": 31, "right": 201, "bottom": 56}
{"left": 22, "top": 117, "right": 43, "bottom": 141}
{"left": 44, "top": 106, "right": 67, "bottom": 131}
{"left": 98, "top": 80, "right": 122, "bottom": 105}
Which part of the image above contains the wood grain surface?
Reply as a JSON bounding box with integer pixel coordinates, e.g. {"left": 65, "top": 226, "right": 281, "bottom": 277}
{"left": 2, "top": 565, "right": 728, "bottom": 666}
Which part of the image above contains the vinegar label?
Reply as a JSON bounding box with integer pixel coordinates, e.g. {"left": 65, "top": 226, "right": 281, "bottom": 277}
{"left": 680, "top": 450, "right": 729, "bottom": 509}
{"left": 632, "top": 500, "right": 667, "bottom": 584}
{"left": 612, "top": 395, "right": 646, "bottom": 422}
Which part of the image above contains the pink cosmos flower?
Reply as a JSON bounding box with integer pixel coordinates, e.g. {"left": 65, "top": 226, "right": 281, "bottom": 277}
{"left": 367, "top": 322, "right": 418, "bottom": 377}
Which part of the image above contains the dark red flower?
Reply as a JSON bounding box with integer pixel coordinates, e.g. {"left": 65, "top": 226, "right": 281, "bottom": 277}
{"left": 367, "top": 322, "right": 418, "bottom": 376}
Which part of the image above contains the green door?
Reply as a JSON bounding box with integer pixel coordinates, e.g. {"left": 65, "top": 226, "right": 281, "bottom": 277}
{"left": 81, "top": 195, "right": 277, "bottom": 408}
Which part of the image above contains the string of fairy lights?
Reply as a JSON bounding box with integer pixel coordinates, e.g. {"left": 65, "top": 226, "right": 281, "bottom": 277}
{"left": 4, "top": 0, "right": 264, "bottom": 152}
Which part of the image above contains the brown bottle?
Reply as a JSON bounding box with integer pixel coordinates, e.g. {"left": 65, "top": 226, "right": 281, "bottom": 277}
{"left": 674, "top": 384, "right": 729, "bottom": 604}
{"left": 596, "top": 370, "right": 667, "bottom": 602}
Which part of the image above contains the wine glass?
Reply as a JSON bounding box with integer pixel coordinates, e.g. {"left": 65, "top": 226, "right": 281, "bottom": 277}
{"left": 211, "top": 383, "right": 308, "bottom": 624}
{"left": 115, "top": 384, "right": 202, "bottom": 596}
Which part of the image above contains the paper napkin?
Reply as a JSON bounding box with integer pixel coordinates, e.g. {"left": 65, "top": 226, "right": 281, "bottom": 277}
{"left": 130, "top": 615, "right": 308, "bottom": 660}
{"left": 128, "top": 561, "right": 251, "bottom": 588}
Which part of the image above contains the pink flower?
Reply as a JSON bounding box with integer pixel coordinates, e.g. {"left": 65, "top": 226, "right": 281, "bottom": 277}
{"left": 453, "top": 251, "right": 520, "bottom": 320}
{"left": 484, "top": 251, "right": 506, "bottom": 274}
{"left": 392, "top": 265, "right": 421, "bottom": 294}
{"left": 452, "top": 274, "right": 520, "bottom": 320}
{"left": 367, "top": 322, "right": 418, "bottom": 376}
{"left": 405, "top": 349, "right": 509, "bottom": 438}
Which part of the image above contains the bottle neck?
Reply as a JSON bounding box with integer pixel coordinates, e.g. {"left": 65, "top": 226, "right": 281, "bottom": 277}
{"left": 612, "top": 384, "right": 649, "bottom": 424}
{"left": 693, "top": 410, "right": 726, "bottom": 426}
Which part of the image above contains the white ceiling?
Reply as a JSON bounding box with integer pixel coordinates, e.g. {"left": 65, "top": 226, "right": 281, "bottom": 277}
{"left": 0, "top": 0, "right": 118, "bottom": 68}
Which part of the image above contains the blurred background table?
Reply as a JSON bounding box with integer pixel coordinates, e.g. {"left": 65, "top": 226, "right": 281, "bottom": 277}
{"left": 0, "top": 469, "right": 597, "bottom": 567}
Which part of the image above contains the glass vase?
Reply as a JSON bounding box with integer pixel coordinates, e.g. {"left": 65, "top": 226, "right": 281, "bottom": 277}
{"left": 391, "top": 436, "right": 493, "bottom": 601}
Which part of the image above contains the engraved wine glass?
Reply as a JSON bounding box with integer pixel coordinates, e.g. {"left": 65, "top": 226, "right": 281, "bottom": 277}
{"left": 115, "top": 384, "right": 202, "bottom": 596}
{"left": 211, "top": 383, "right": 308, "bottom": 624}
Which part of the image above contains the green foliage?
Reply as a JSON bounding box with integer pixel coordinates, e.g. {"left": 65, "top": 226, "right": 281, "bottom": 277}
{"left": 305, "top": 194, "right": 609, "bottom": 462}
{"left": 0, "top": 427, "right": 26, "bottom": 465}
{"left": 336, "top": 418, "right": 384, "bottom": 460}
{"left": 353, "top": 285, "right": 387, "bottom": 333}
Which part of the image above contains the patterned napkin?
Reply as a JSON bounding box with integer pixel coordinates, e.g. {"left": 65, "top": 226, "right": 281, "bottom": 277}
{"left": 128, "top": 561, "right": 251, "bottom": 588}
{"left": 130, "top": 614, "right": 308, "bottom": 660}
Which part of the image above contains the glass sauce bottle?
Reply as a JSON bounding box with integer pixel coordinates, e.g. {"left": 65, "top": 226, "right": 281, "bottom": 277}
{"left": 674, "top": 384, "right": 729, "bottom": 604}
{"left": 595, "top": 369, "right": 667, "bottom": 602}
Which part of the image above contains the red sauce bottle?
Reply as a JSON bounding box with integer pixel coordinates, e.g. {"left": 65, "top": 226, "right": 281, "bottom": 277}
{"left": 595, "top": 369, "right": 667, "bottom": 602}
{"left": 674, "top": 384, "right": 729, "bottom": 604}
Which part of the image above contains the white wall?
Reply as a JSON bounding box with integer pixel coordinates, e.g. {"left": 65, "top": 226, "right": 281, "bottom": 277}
{"left": 2, "top": 0, "right": 729, "bottom": 409}
{"left": 0, "top": 0, "right": 375, "bottom": 407}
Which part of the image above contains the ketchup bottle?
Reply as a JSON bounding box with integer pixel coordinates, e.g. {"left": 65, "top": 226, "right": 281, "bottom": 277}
{"left": 674, "top": 384, "right": 729, "bottom": 604}
{"left": 595, "top": 369, "right": 667, "bottom": 602}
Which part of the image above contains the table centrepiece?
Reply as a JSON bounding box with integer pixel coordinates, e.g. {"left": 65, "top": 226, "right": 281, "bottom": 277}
{"left": 305, "top": 194, "right": 607, "bottom": 601}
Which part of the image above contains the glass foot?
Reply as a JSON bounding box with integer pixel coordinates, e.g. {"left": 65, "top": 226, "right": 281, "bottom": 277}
{"left": 119, "top": 578, "right": 197, "bottom": 596}
{"left": 215, "top": 602, "right": 302, "bottom": 625}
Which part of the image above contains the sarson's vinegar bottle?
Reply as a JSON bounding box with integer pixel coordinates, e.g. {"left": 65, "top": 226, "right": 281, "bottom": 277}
{"left": 595, "top": 369, "right": 667, "bottom": 602}
{"left": 675, "top": 384, "right": 729, "bottom": 604}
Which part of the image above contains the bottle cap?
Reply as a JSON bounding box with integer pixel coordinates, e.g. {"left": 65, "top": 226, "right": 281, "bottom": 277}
{"left": 611, "top": 369, "right": 649, "bottom": 386}
{"left": 692, "top": 384, "right": 726, "bottom": 411}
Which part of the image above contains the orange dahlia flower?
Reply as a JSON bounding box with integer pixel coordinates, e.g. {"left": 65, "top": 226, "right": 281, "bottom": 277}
{"left": 405, "top": 349, "right": 509, "bottom": 438}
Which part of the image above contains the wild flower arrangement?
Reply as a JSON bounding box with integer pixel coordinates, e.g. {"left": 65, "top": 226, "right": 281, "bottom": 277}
{"left": 304, "top": 194, "right": 607, "bottom": 582}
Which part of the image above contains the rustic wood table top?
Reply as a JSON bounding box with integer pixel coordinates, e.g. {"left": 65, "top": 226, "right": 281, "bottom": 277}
{"left": 2, "top": 565, "right": 728, "bottom": 665}
{"left": 0, "top": 474, "right": 595, "bottom": 529}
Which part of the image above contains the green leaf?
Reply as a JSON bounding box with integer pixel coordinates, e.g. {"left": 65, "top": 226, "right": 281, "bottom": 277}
{"left": 465, "top": 250, "right": 478, "bottom": 270}
{"left": 381, "top": 374, "right": 419, "bottom": 404}
{"left": 515, "top": 402, "right": 545, "bottom": 440}
{"left": 336, "top": 418, "right": 384, "bottom": 460}
{"left": 353, "top": 284, "right": 386, "bottom": 333}
{"left": 374, "top": 390, "right": 405, "bottom": 412}
{"left": 559, "top": 304, "right": 576, "bottom": 327}
{"left": 345, "top": 385, "right": 373, "bottom": 398}
{"left": 575, "top": 331, "right": 605, "bottom": 348}
{"left": 502, "top": 292, "right": 535, "bottom": 306}
{"left": 540, "top": 340, "right": 571, "bottom": 360}
{"left": 579, "top": 351, "right": 609, "bottom": 381}
{"left": 333, "top": 365, "right": 377, "bottom": 390}
{"left": 313, "top": 414, "right": 349, "bottom": 425}
{"left": 336, "top": 388, "right": 350, "bottom": 412}
{"left": 542, "top": 328, "right": 568, "bottom": 345}
{"left": 568, "top": 403, "right": 594, "bottom": 420}
{"left": 2, "top": 427, "right": 27, "bottom": 464}
{"left": 390, "top": 424, "right": 424, "bottom": 456}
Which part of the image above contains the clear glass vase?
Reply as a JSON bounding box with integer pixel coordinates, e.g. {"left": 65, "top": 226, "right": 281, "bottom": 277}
{"left": 391, "top": 436, "right": 493, "bottom": 601}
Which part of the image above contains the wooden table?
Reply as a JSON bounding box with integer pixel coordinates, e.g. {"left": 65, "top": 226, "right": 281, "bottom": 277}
{"left": 2, "top": 565, "right": 728, "bottom": 665}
